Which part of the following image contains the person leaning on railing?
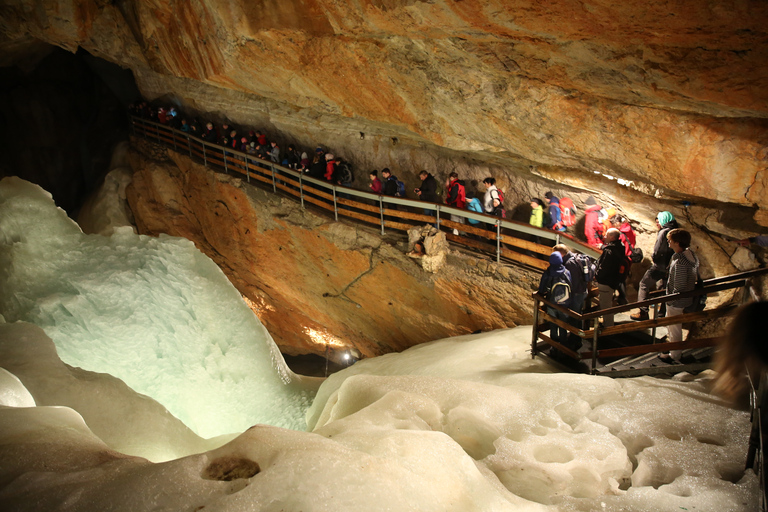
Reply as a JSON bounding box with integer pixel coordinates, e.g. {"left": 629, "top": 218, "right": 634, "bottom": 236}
{"left": 659, "top": 228, "right": 700, "bottom": 364}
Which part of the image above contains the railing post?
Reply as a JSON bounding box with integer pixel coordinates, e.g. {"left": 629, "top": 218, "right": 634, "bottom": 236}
{"left": 591, "top": 326, "right": 600, "bottom": 373}
{"left": 202, "top": 143, "right": 207, "bottom": 167}
{"left": 298, "top": 173, "right": 304, "bottom": 208}
{"left": 531, "top": 297, "right": 540, "bottom": 358}
{"left": 496, "top": 220, "right": 502, "bottom": 264}
{"left": 379, "top": 197, "right": 385, "bottom": 236}
{"left": 172, "top": 128, "right": 177, "bottom": 152}
{"left": 651, "top": 303, "right": 658, "bottom": 341}
{"left": 435, "top": 205, "right": 441, "bottom": 230}
{"left": 245, "top": 157, "right": 250, "bottom": 183}
{"left": 271, "top": 164, "right": 277, "bottom": 193}
{"left": 223, "top": 149, "right": 228, "bottom": 174}
{"left": 333, "top": 187, "right": 339, "bottom": 221}
{"left": 155, "top": 124, "right": 161, "bottom": 144}
{"left": 130, "top": 116, "right": 136, "bottom": 137}
{"left": 187, "top": 135, "right": 192, "bottom": 159}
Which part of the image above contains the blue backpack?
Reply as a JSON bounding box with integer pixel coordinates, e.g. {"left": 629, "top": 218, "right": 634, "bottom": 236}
{"left": 395, "top": 179, "right": 406, "bottom": 197}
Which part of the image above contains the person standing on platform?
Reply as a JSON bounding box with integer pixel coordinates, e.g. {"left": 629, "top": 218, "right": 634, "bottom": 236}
{"left": 595, "top": 228, "right": 626, "bottom": 328}
{"left": 631, "top": 211, "right": 679, "bottom": 320}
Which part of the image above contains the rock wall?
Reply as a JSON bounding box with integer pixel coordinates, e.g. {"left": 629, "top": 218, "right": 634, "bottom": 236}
{"left": 124, "top": 141, "right": 539, "bottom": 358}
{"left": 2, "top": 0, "right": 767, "bottom": 232}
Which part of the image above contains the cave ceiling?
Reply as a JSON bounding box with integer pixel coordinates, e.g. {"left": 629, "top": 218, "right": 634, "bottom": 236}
{"left": 1, "top": 0, "right": 767, "bottom": 228}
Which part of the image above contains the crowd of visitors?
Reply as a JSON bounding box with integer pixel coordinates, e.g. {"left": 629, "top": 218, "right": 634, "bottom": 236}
{"left": 130, "top": 102, "right": 717, "bottom": 365}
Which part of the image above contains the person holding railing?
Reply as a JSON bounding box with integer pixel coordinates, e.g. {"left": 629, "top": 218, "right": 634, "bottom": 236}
{"left": 659, "top": 228, "right": 700, "bottom": 363}
{"left": 369, "top": 170, "right": 383, "bottom": 194}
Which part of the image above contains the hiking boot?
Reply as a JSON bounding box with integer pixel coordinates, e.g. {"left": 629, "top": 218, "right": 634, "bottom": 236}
{"left": 630, "top": 311, "right": 649, "bottom": 321}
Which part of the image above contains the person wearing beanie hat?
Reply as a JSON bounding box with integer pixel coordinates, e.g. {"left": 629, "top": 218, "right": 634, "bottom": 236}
{"left": 530, "top": 198, "right": 544, "bottom": 228}
{"left": 631, "top": 211, "right": 680, "bottom": 320}
{"left": 537, "top": 251, "right": 573, "bottom": 347}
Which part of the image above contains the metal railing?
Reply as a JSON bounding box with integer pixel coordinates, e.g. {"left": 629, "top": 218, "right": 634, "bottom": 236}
{"left": 130, "top": 116, "right": 601, "bottom": 270}
{"left": 531, "top": 267, "right": 768, "bottom": 375}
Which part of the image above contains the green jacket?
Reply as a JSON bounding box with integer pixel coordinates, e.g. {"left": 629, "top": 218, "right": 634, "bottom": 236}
{"left": 530, "top": 205, "right": 543, "bottom": 228}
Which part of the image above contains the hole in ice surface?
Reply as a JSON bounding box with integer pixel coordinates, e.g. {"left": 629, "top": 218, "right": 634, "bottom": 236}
{"left": 202, "top": 457, "right": 261, "bottom": 481}
{"left": 717, "top": 463, "right": 746, "bottom": 484}
{"left": 696, "top": 435, "right": 725, "bottom": 446}
{"left": 664, "top": 432, "right": 682, "bottom": 441}
{"left": 533, "top": 444, "right": 574, "bottom": 464}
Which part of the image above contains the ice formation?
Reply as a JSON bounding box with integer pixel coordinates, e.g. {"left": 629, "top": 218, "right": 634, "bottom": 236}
{"left": 0, "top": 177, "right": 759, "bottom": 511}
{"left": 0, "top": 177, "right": 319, "bottom": 439}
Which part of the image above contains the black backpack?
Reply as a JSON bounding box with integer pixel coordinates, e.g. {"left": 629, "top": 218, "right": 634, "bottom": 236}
{"left": 575, "top": 253, "right": 596, "bottom": 284}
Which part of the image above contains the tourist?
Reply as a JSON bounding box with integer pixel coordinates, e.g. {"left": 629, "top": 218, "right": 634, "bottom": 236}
{"left": 369, "top": 170, "right": 382, "bottom": 194}
{"left": 530, "top": 198, "right": 544, "bottom": 228}
{"left": 595, "top": 228, "right": 626, "bottom": 327}
{"left": 584, "top": 196, "right": 604, "bottom": 248}
{"left": 537, "top": 251, "right": 573, "bottom": 347}
{"left": 554, "top": 244, "right": 591, "bottom": 318}
{"left": 446, "top": 172, "right": 466, "bottom": 235}
{"left": 270, "top": 141, "right": 280, "bottom": 163}
{"left": 482, "top": 177, "right": 500, "bottom": 214}
{"left": 381, "top": 168, "right": 398, "bottom": 197}
{"left": 659, "top": 228, "right": 699, "bottom": 363}
{"left": 544, "top": 192, "right": 565, "bottom": 231}
{"left": 415, "top": 170, "right": 438, "bottom": 217}
{"left": 631, "top": 211, "right": 679, "bottom": 320}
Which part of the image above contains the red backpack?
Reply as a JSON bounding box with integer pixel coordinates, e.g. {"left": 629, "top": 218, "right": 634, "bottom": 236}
{"left": 560, "top": 197, "right": 575, "bottom": 227}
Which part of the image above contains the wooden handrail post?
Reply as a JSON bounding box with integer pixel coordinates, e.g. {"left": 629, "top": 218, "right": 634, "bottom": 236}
{"left": 202, "top": 143, "right": 207, "bottom": 167}
{"left": 651, "top": 303, "right": 658, "bottom": 341}
{"left": 244, "top": 157, "right": 250, "bottom": 183}
{"left": 186, "top": 135, "right": 192, "bottom": 159}
{"left": 223, "top": 149, "right": 228, "bottom": 174}
{"left": 172, "top": 128, "right": 177, "bottom": 152}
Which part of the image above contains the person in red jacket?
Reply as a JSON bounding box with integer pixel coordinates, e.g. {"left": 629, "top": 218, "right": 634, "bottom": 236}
{"left": 369, "top": 170, "right": 382, "bottom": 194}
{"left": 446, "top": 172, "right": 466, "bottom": 235}
{"left": 584, "top": 196, "right": 604, "bottom": 248}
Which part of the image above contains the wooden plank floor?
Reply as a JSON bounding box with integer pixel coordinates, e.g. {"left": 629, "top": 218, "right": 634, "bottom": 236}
{"left": 535, "top": 311, "right": 715, "bottom": 377}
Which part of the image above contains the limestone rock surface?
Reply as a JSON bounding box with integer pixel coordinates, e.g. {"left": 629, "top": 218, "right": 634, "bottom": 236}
{"left": 124, "top": 143, "right": 538, "bottom": 358}
{"left": 2, "top": 0, "right": 767, "bottom": 229}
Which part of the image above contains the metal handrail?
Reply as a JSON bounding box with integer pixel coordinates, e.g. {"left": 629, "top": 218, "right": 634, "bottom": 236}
{"left": 130, "top": 116, "right": 602, "bottom": 265}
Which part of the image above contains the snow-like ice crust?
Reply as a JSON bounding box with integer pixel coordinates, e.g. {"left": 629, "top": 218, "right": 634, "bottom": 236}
{"left": 0, "top": 177, "right": 758, "bottom": 511}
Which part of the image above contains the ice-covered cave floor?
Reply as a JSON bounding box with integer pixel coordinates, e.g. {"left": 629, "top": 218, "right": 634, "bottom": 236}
{"left": 0, "top": 176, "right": 759, "bottom": 511}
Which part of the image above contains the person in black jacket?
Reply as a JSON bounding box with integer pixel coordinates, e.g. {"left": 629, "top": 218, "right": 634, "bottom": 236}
{"left": 415, "top": 170, "right": 438, "bottom": 217}
{"left": 596, "top": 228, "right": 626, "bottom": 327}
{"left": 381, "top": 168, "right": 398, "bottom": 197}
{"left": 631, "top": 211, "right": 680, "bottom": 320}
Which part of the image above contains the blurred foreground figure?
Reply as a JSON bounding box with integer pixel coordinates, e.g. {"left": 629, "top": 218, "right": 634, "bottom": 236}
{"left": 714, "top": 301, "right": 767, "bottom": 509}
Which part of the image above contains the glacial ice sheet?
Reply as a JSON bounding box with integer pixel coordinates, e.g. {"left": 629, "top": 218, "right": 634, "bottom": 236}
{"left": 0, "top": 177, "right": 317, "bottom": 438}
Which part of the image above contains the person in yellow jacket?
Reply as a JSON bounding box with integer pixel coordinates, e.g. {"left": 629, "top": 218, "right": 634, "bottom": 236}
{"left": 530, "top": 198, "right": 544, "bottom": 227}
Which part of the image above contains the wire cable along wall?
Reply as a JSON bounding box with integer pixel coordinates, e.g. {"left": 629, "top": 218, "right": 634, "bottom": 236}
{"left": 130, "top": 116, "right": 601, "bottom": 271}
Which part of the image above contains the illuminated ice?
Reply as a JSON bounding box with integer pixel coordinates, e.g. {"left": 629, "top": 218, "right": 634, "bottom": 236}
{"left": 0, "top": 177, "right": 758, "bottom": 511}
{"left": 0, "top": 177, "right": 318, "bottom": 439}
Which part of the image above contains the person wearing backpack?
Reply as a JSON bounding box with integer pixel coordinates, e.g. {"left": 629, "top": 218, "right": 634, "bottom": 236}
{"left": 537, "top": 251, "right": 573, "bottom": 347}
{"left": 446, "top": 172, "right": 466, "bottom": 235}
{"left": 554, "top": 244, "right": 593, "bottom": 321}
{"left": 415, "top": 170, "right": 438, "bottom": 218}
{"left": 595, "top": 228, "right": 627, "bottom": 327}
{"left": 660, "top": 228, "right": 700, "bottom": 363}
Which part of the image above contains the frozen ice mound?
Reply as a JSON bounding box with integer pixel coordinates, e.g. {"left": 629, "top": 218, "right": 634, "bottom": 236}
{"left": 0, "top": 177, "right": 318, "bottom": 439}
